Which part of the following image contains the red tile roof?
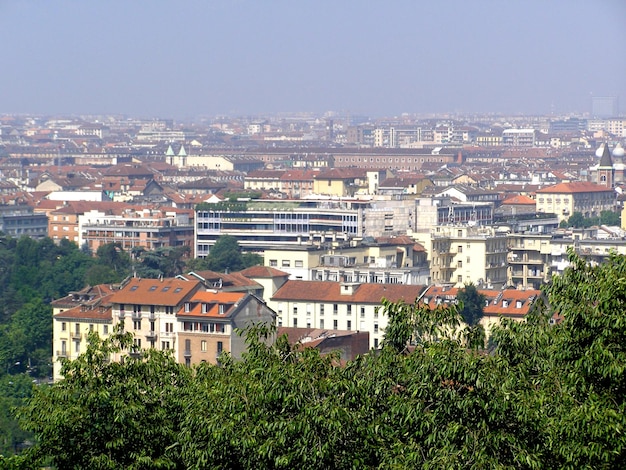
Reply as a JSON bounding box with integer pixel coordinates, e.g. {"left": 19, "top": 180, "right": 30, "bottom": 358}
{"left": 501, "top": 194, "right": 536, "bottom": 205}
{"left": 177, "top": 291, "right": 247, "bottom": 318}
{"left": 271, "top": 281, "right": 426, "bottom": 304}
{"left": 239, "top": 265, "right": 290, "bottom": 278}
{"left": 109, "top": 277, "right": 201, "bottom": 306}
{"left": 536, "top": 182, "right": 615, "bottom": 194}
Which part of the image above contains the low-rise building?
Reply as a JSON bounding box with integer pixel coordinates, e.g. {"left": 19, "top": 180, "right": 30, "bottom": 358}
{"left": 270, "top": 280, "right": 427, "bottom": 349}
{"left": 535, "top": 181, "right": 616, "bottom": 222}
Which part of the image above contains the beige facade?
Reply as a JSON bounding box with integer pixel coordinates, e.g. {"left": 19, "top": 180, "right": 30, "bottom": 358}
{"left": 535, "top": 182, "right": 616, "bottom": 222}
{"left": 507, "top": 233, "right": 552, "bottom": 289}
{"left": 430, "top": 225, "right": 508, "bottom": 288}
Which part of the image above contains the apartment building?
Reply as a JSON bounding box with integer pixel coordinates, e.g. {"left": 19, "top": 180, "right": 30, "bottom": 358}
{"left": 429, "top": 225, "right": 508, "bottom": 288}
{"left": 79, "top": 207, "right": 195, "bottom": 253}
{"left": 108, "top": 278, "right": 202, "bottom": 361}
{"left": 270, "top": 280, "right": 427, "bottom": 349}
{"left": 420, "top": 285, "right": 542, "bottom": 338}
{"left": 502, "top": 129, "right": 536, "bottom": 147}
{"left": 0, "top": 204, "right": 48, "bottom": 239}
{"left": 507, "top": 233, "right": 552, "bottom": 289}
{"left": 535, "top": 182, "right": 616, "bottom": 222}
{"left": 263, "top": 236, "right": 430, "bottom": 285}
{"left": 51, "top": 284, "right": 119, "bottom": 380}
{"left": 195, "top": 197, "right": 416, "bottom": 256}
{"left": 177, "top": 290, "right": 276, "bottom": 366}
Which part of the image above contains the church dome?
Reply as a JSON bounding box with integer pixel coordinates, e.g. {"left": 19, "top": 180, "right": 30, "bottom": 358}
{"left": 596, "top": 143, "right": 606, "bottom": 157}
{"left": 613, "top": 143, "right": 625, "bottom": 158}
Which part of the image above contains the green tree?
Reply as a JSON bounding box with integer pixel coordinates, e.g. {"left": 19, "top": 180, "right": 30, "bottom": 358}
{"left": 17, "top": 330, "right": 191, "bottom": 469}
{"left": 600, "top": 209, "right": 620, "bottom": 226}
{"left": 207, "top": 235, "right": 245, "bottom": 272}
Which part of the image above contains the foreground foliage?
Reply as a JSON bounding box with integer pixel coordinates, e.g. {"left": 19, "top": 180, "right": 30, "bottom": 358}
{"left": 6, "top": 251, "right": 626, "bottom": 468}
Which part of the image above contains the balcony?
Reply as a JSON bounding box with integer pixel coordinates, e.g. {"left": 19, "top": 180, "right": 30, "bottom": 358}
{"left": 146, "top": 331, "right": 158, "bottom": 341}
{"left": 131, "top": 311, "right": 142, "bottom": 320}
{"left": 57, "top": 350, "right": 68, "bottom": 358}
{"left": 70, "top": 332, "right": 82, "bottom": 340}
{"left": 148, "top": 312, "right": 156, "bottom": 320}
{"left": 118, "top": 311, "right": 126, "bottom": 320}
{"left": 183, "top": 349, "right": 192, "bottom": 358}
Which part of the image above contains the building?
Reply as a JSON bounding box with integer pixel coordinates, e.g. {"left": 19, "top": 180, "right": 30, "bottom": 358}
{"left": 109, "top": 277, "right": 203, "bottom": 358}
{"left": 277, "top": 327, "right": 370, "bottom": 361}
{"left": 429, "top": 225, "right": 508, "bottom": 288}
{"left": 535, "top": 182, "right": 616, "bottom": 222}
{"left": 262, "top": 236, "right": 430, "bottom": 285}
{"left": 502, "top": 129, "right": 536, "bottom": 147}
{"left": 507, "top": 233, "right": 552, "bottom": 289}
{"left": 177, "top": 290, "right": 276, "bottom": 366}
{"left": 0, "top": 204, "right": 49, "bottom": 239}
{"left": 591, "top": 96, "right": 619, "bottom": 118}
{"left": 79, "top": 207, "right": 195, "bottom": 253}
{"left": 195, "top": 197, "right": 416, "bottom": 256}
{"left": 270, "top": 280, "right": 427, "bottom": 349}
{"left": 51, "top": 284, "right": 119, "bottom": 380}
{"left": 420, "top": 285, "right": 542, "bottom": 338}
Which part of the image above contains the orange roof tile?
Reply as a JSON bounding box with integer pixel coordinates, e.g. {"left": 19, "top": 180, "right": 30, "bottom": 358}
{"left": 272, "top": 281, "right": 426, "bottom": 304}
{"left": 109, "top": 277, "right": 201, "bottom": 306}
{"left": 536, "top": 182, "right": 615, "bottom": 194}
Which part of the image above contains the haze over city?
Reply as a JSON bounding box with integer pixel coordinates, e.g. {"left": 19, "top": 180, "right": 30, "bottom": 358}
{"left": 1, "top": 0, "right": 625, "bottom": 118}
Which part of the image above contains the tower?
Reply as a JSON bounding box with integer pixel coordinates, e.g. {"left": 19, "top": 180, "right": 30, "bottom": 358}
{"left": 597, "top": 144, "right": 614, "bottom": 188}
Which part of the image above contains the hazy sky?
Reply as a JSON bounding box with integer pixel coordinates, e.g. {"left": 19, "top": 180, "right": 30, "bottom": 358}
{"left": 1, "top": 0, "right": 624, "bottom": 118}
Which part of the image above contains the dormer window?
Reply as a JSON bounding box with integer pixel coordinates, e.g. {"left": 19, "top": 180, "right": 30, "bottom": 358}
{"left": 184, "top": 302, "right": 190, "bottom": 312}
{"left": 516, "top": 300, "right": 522, "bottom": 308}
{"left": 201, "top": 303, "right": 208, "bottom": 314}
{"left": 218, "top": 304, "right": 225, "bottom": 315}
{"left": 502, "top": 300, "right": 509, "bottom": 308}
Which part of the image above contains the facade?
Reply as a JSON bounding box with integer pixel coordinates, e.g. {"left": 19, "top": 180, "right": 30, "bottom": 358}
{"left": 79, "top": 208, "right": 195, "bottom": 253}
{"left": 262, "top": 236, "right": 430, "bottom": 285}
{"left": 507, "top": 233, "right": 552, "bottom": 289}
{"left": 0, "top": 204, "right": 48, "bottom": 239}
{"left": 535, "top": 182, "right": 616, "bottom": 222}
{"left": 109, "top": 277, "right": 203, "bottom": 358}
{"left": 429, "top": 225, "right": 508, "bottom": 288}
{"left": 502, "top": 129, "right": 536, "bottom": 147}
{"left": 270, "top": 280, "right": 427, "bottom": 349}
{"left": 177, "top": 291, "right": 276, "bottom": 366}
{"left": 51, "top": 284, "right": 119, "bottom": 381}
{"left": 420, "top": 285, "right": 542, "bottom": 338}
{"left": 195, "top": 197, "right": 416, "bottom": 256}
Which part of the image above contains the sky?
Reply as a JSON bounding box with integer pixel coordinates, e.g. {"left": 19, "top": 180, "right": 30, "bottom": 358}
{"left": 0, "top": 0, "right": 624, "bottom": 119}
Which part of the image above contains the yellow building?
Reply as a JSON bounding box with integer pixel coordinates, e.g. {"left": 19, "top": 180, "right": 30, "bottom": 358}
{"left": 430, "top": 225, "right": 508, "bottom": 288}
{"left": 535, "top": 181, "right": 616, "bottom": 222}
{"left": 51, "top": 285, "right": 118, "bottom": 381}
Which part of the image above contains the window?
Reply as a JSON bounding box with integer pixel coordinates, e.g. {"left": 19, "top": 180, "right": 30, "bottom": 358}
{"left": 185, "top": 302, "right": 191, "bottom": 312}
{"left": 61, "top": 322, "right": 66, "bottom": 331}
{"left": 282, "top": 260, "right": 291, "bottom": 268}
{"left": 320, "top": 304, "right": 324, "bottom": 316}
{"left": 150, "top": 321, "right": 155, "bottom": 332}
{"left": 161, "top": 341, "right": 170, "bottom": 350}
{"left": 333, "top": 304, "right": 338, "bottom": 315}
{"left": 201, "top": 303, "right": 208, "bottom": 314}
{"left": 360, "top": 307, "right": 365, "bottom": 317}
{"left": 134, "top": 338, "right": 142, "bottom": 349}
{"left": 333, "top": 320, "right": 338, "bottom": 330}
{"left": 75, "top": 323, "right": 80, "bottom": 334}
{"left": 293, "top": 306, "right": 298, "bottom": 315}
{"left": 270, "top": 259, "right": 277, "bottom": 267}
{"left": 293, "top": 318, "right": 298, "bottom": 327}
{"left": 103, "top": 325, "right": 108, "bottom": 335}
{"left": 89, "top": 324, "right": 94, "bottom": 332}
{"left": 457, "top": 275, "right": 463, "bottom": 283}
{"left": 458, "top": 245, "right": 463, "bottom": 253}
{"left": 374, "top": 338, "right": 379, "bottom": 348}
{"left": 165, "top": 322, "right": 173, "bottom": 333}
{"left": 133, "top": 320, "right": 141, "bottom": 330}
{"left": 295, "top": 260, "right": 303, "bottom": 268}
{"left": 217, "top": 341, "right": 223, "bottom": 354}
{"left": 347, "top": 305, "right": 352, "bottom": 315}
{"left": 374, "top": 323, "right": 379, "bottom": 333}
{"left": 201, "top": 340, "right": 207, "bottom": 352}
{"left": 61, "top": 340, "right": 66, "bottom": 355}
{"left": 457, "top": 260, "right": 463, "bottom": 268}
{"left": 347, "top": 320, "right": 351, "bottom": 330}
{"left": 185, "top": 339, "right": 191, "bottom": 352}
{"left": 320, "top": 319, "right": 324, "bottom": 329}
{"left": 74, "top": 341, "right": 80, "bottom": 353}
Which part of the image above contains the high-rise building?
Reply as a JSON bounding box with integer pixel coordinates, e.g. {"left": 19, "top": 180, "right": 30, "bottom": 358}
{"left": 591, "top": 96, "right": 619, "bottom": 118}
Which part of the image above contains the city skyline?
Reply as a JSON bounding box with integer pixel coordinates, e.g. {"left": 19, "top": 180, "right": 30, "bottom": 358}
{"left": 1, "top": 0, "right": 625, "bottom": 119}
